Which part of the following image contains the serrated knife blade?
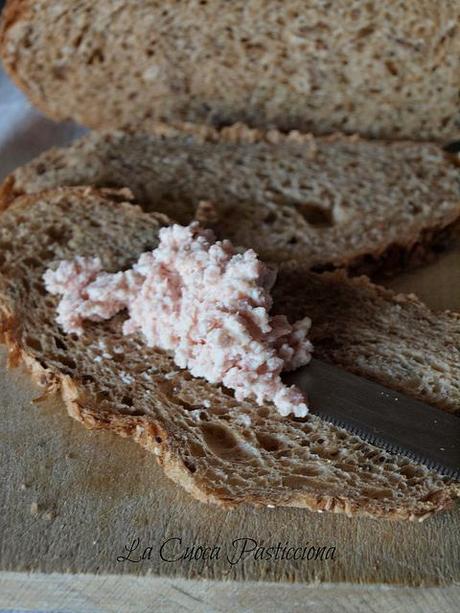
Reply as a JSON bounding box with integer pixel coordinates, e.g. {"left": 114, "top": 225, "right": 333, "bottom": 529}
{"left": 283, "top": 359, "right": 460, "bottom": 479}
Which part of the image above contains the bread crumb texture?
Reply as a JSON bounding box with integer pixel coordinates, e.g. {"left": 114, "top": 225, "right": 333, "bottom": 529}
{"left": 0, "top": 187, "right": 458, "bottom": 520}
{"left": 43, "top": 223, "right": 313, "bottom": 417}
{"left": 1, "top": 1, "right": 459, "bottom": 139}
{"left": 2, "top": 130, "right": 460, "bottom": 275}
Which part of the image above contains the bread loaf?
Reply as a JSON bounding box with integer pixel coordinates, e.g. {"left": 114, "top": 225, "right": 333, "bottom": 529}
{"left": 1, "top": 1, "right": 459, "bottom": 140}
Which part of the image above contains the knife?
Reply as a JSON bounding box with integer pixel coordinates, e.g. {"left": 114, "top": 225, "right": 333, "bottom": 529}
{"left": 283, "top": 359, "right": 460, "bottom": 479}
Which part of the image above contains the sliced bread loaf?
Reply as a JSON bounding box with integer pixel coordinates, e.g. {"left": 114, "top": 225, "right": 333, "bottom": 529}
{"left": 2, "top": 128, "right": 459, "bottom": 276}
{"left": 1, "top": 1, "right": 459, "bottom": 140}
{"left": 0, "top": 186, "right": 458, "bottom": 519}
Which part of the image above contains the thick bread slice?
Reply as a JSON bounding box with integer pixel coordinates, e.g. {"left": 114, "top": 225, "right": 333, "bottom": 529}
{"left": 0, "top": 186, "right": 458, "bottom": 520}
{"left": 1, "top": 1, "right": 459, "bottom": 141}
{"left": 2, "top": 129, "right": 459, "bottom": 276}
{"left": 274, "top": 266, "right": 460, "bottom": 415}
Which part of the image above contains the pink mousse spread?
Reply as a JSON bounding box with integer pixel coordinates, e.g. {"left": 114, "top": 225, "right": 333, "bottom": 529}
{"left": 44, "top": 223, "right": 313, "bottom": 417}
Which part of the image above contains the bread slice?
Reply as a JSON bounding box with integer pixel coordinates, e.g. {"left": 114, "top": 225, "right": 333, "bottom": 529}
{"left": 274, "top": 265, "right": 460, "bottom": 415}
{"left": 0, "top": 186, "right": 458, "bottom": 520}
{"left": 1, "top": 1, "right": 459, "bottom": 141}
{"left": 2, "top": 128, "right": 459, "bottom": 276}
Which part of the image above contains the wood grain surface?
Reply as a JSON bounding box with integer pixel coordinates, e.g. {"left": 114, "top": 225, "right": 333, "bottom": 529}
{"left": 1, "top": 242, "right": 459, "bottom": 612}
{"left": 1, "top": 574, "right": 460, "bottom": 612}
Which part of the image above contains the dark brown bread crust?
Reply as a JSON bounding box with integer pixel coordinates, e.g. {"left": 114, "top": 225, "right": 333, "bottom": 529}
{"left": 0, "top": 1, "right": 34, "bottom": 98}
{"left": 0, "top": 0, "right": 27, "bottom": 46}
{"left": 317, "top": 221, "right": 460, "bottom": 279}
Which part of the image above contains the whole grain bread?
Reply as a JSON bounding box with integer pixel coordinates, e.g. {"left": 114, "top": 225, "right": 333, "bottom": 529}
{"left": 0, "top": 186, "right": 458, "bottom": 520}
{"left": 1, "top": 1, "right": 459, "bottom": 141}
{"left": 274, "top": 266, "right": 460, "bottom": 415}
{"left": 2, "top": 128, "right": 459, "bottom": 276}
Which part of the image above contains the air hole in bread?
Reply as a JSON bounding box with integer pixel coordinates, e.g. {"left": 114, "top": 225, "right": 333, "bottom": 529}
{"left": 220, "top": 385, "right": 236, "bottom": 398}
{"left": 361, "top": 487, "right": 394, "bottom": 501}
{"left": 34, "top": 281, "right": 49, "bottom": 296}
{"left": 202, "top": 423, "right": 238, "bottom": 450}
{"left": 183, "top": 458, "right": 197, "bottom": 473}
{"left": 385, "top": 60, "right": 399, "bottom": 76}
{"left": 87, "top": 219, "right": 102, "bottom": 229}
{"left": 87, "top": 48, "right": 105, "bottom": 65}
{"left": 46, "top": 225, "right": 71, "bottom": 245}
{"left": 73, "top": 33, "right": 84, "bottom": 49}
{"left": 187, "top": 441, "right": 205, "bottom": 458}
{"left": 122, "top": 395, "right": 134, "bottom": 407}
{"left": 54, "top": 336, "right": 67, "bottom": 351}
{"left": 262, "top": 211, "right": 277, "bottom": 225}
{"left": 23, "top": 256, "right": 42, "bottom": 268}
{"left": 201, "top": 423, "right": 256, "bottom": 460}
{"left": 40, "top": 249, "right": 54, "bottom": 261}
{"left": 313, "top": 446, "right": 340, "bottom": 460}
{"left": 155, "top": 377, "right": 175, "bottom": 399}
{"left": 255, "top": 432, "right": 283, "bottom": 452}
{"left": 26, "top": 336, "right": 42, "bottom": 352}
{"left": 51, "top": 65, "right": 66, "bottom": 81}
{"left": 296, "top": 203, "right": 334, "bottom": 227}
{"left": 59, "top": 355, "right": 77, "bottom": 371}
{"left": 400, "top": 464, "right": 424, "bottom": 479}
{"left": 126, "top": 409, "right": 145, "bottom": 417}
{"left": 95, "top": 390, "right": 110, "bottom": 404}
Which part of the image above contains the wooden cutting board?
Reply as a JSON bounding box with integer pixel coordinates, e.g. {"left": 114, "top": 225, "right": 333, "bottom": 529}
{"left": 1, "top": 243, "right": 459, "bottom": 611}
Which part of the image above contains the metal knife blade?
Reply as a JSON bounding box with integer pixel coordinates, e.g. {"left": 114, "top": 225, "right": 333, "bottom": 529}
{"left": 283, "top": 358, "right": 460, "bottom": 479}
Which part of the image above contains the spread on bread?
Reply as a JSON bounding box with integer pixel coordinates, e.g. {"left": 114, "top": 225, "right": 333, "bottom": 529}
{"left": 44, "top": 222, "right": 313, "bottom": 417}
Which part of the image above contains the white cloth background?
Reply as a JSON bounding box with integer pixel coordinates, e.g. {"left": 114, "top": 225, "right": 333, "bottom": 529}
{"left": 0, "top": 66, "right": 86, "bottom": 181}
